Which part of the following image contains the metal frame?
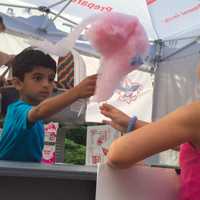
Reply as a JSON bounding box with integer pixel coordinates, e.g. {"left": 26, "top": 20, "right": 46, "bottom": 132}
{"left": 0, "top": 0, "right": 77, "bottom": 30}
{"left": 148, "top": 35, "right": 200, "bottom": 71}
{"left": 161, "top": 36, "right": 200, "bottom": 62}
{"left": 1, "top": 1, "right": 199, "bottom": 68}
{"left": 0, "top": 1, "right": 101, "bottom": 56}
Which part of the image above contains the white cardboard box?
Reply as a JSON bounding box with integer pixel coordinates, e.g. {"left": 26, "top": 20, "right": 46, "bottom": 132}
{"left": 86, "top": 125, "right": 120, "bottom": 166}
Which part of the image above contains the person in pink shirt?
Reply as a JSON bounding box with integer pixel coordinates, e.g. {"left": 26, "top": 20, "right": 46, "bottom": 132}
{"left": 99, "top": 64, "right": 200, "bottom": 200}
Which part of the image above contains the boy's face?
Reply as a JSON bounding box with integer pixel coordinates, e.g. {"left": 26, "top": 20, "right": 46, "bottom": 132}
{"left": 16, "top": 66, "right": 55, "bottom": 104}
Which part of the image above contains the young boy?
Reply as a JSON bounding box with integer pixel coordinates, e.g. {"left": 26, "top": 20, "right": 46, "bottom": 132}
{"left": 0, "top": 48, "right": 97, "bottom": 162}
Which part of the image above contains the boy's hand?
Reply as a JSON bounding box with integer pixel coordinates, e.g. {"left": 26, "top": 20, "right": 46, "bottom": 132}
{"left": 75, "top": 74, "right": 97, "bottom": 98}
{"left": 100, "top": 103, "right": 130, "bottom": 132}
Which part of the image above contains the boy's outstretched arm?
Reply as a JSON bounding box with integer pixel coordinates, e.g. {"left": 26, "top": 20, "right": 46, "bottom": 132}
{"left": 28, "top": 74, "right": 97, "bottom": 122}
{"left": 100, "top": 103, "right": 148, "bottom": 132}
{"left": 107, "top": 101, "right": 200, "bottom": 169}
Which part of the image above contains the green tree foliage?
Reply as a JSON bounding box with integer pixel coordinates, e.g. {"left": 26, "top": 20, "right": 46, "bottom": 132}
{"left": 64, "top": 138, "right": 86, "bottom": 165}
{"left": 63, "top": 123, "right": 101, "bottom": 165}
{"left": 66, "top": 125, "right": 87, "bottom": 145}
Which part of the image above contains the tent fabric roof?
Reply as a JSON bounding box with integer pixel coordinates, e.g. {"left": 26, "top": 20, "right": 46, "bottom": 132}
{"left": 0, "top": 0, "right": 157, "bottom": 40}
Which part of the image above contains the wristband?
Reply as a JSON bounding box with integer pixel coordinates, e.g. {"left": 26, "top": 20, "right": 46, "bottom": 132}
{"left": 127, "top": 116, "right": 137, "bottom": 132}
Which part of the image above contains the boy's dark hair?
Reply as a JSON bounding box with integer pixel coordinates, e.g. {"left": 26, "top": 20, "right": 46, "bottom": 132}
{"left": 0, "top": 16, "right": 3, "bottom": 24}
{"left": 12, "top": 48, "right": 57, "bottom": 81}
{"left": 0, "top": 16, "right": 5, "bottom": 31}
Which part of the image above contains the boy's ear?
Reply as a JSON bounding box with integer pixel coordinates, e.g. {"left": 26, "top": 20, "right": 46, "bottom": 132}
{"left": 12, "top": 77, "right": 23, "bottom": 90}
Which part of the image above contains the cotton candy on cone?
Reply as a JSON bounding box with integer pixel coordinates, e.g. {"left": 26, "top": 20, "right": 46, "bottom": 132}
{"left": 86, "top": 12, "right": 149, "bottom": 102}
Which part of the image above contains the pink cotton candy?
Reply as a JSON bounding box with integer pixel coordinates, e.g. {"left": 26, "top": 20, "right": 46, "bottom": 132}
{"left": 86, "top": 12, "right": 149, "bottom": 102}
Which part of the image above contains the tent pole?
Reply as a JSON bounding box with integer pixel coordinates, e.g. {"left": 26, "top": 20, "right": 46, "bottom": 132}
{"left": 48, "top": 0, "right": 67, "bottom": 9}
{"left": 151, "top": 39, "right": 163, "bottom": 72}
{"left": 45, "top": 0, "right": 77, "bottom": 29}
{"left": 163, "top": 35, "right": 200, "bottom": 43}
{"left": 41, "top": 0, "right": 73, "bottom": 30}
{"left": 51, "top": 0, "right": 73, "bottom": 22}
{"left": 0, "top": 2, "right": 77, "bottom": 26}
{"left": 151, "top": 60, "right": 160, "bottom": 121}
{"left": 50, "top": 10, "right": 78, "bottom": 25}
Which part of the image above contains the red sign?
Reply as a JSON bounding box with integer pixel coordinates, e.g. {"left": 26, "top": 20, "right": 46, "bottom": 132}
{"left": 72, "top": 0, "right": 112, "bottom": 12}
{"left": 146, "top": 0, "right": 156, "bottom": 5}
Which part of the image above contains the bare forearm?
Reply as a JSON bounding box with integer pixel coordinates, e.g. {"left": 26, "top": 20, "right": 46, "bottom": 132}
{"left": 124, "top": 118, "right": 148, "bottom": 131}
{"left": 107, "top": 102, "right": 200, "bottom": 169}
{"left": 108, "top": 123, "right": 186, "bottom": 169}
{"left": 29, "top": 87, "right": 79, "bottom": 121}
{"left": 135, "top": 120, "right": 149, "bottom": 129}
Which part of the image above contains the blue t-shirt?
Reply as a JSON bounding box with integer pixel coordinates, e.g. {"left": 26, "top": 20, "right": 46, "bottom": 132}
{"left": 0, "top": 100, "right": 44, "bottom": 162}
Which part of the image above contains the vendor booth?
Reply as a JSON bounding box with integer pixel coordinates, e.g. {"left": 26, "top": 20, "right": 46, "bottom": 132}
{"left": 0, "top": 0, "right": 199, "bottom": 200}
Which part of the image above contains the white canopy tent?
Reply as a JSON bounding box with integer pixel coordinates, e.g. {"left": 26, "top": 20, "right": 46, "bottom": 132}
{"left": 0, "top": 0, "right": 200, "bottom": 165}
{"left": 0, "top": 0, "right": 157, "bottom": 38}
{"left": 0, "top": 0, "right": 155, "bottom": 122}
{"left": 0, "top": 0, "right": 158, "bottom": 57}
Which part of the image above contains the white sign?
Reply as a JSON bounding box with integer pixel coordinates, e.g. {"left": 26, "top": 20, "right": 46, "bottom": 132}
{"left": 86, "top": 125, "right": 120, "bottom": 165}
{"left": 41, "top": 122, "right": 59, "bottom": 164}
{"left": 86, "top": 70, "right": 153, "bottom": 123}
